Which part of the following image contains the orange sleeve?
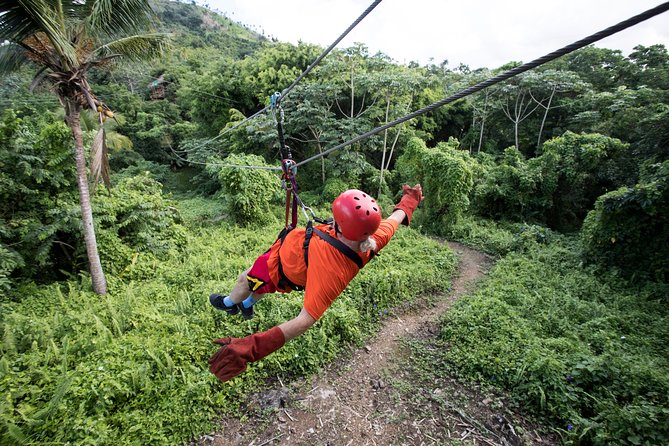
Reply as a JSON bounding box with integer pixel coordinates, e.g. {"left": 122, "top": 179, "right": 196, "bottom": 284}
{"left": 371, "top": 219, "right": 399, "bottom": 253}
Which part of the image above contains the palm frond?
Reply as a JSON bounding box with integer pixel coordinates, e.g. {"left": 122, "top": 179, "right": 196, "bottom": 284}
{"left": 29, "top": 66, "right": 49, "bottom": 92}
{"left": 84, "top": 0, "right": 158, "bottom": 38}
{"left": 0, "top": 42, "right": 30, "bottom": 75}
{"left": 90, "top": 127, "right": 111, "bottom": 191}
{"left": 93, "top": 33, "right": 170, "bottom": 63}
{"left": 80, "top": 109, "right": 100, "bottom": 132}
{"left": 106, "top": 132, "right": 133, "bottom": 152}
{"left": 0, "top": 1, "right": 77, "bottom": 68}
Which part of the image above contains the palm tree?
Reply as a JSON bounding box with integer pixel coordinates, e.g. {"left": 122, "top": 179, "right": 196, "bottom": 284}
{"left": 0, "top": 0, "right": 169, "bottom": 294}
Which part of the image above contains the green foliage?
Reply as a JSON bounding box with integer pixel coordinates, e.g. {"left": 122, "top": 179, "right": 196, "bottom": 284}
{"left": 448, "top": 215, "right": 559, "bottom": 257}
{"left": 0, "top": 111, "right": 80, "bottom": 283}
{"left": 0, "top": 211, "right": 456, "bottom": 444}
{"left": 396, "top": 137, "right": 474, "bottom": 231}
{"left": 470, "top": 132, "right": 634, "bottom": 231}
{"left": 321, "top": 177, "right": 349, "bottom": 203}
{"left": 207, "top": 154, "right": 280, "bottom": 226}
{"left": 581, "top": 160, "right": 669, "bottom": 282}
{"left": 322, "top": 150, "right": 380, "bottom": 194}
{"left": 435, "top": 236, "right": 669, "bottom": 445}
{"left": 118, "top": 100, "right": 195, "bottom": 164}
{"left": 472, "top": 147, "right": 553, "bottom": 222}
{"left": 113, "top": 158, "right": 173, "bottom": 185}
{"left": 539, "top": 131, "right": 633, "bottom": 230}
{"left": 94, "top": 174, "right": 188, "bottom": 276}
{"left": 0, "top": 245, "right": 22, "bottom": 291}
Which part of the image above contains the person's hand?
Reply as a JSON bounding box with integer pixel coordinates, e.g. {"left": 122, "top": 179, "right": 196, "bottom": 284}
{"left": 393, "top": 184, "right": 423, "bottom": 226}
{"left": 209, "top": 326, "right": 285, "bottom": 382}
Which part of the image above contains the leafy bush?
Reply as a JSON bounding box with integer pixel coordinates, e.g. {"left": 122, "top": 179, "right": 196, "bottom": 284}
{"left": 581, "top": 160, "right": 669, "bottom": 282}
{"left": 470, "top": 132, "right": 633, "bottom": 231}
{"left": 448, "top": 215, "right": 560, "bottom": 257}
{"left": 0, "top": 245, "right": 22, "bottom": 291}
{"left": 207, "top": 153, "right": 281, "bottom": 226}
{"left": 323, "top": 150, "right": 380, "bottom": 194}
{"left": 471, "top": 147, "right": 554, "bottom": 223}
{"left": 113, "top": 159, "right": 172, "bottom": 185}
{"left": 447, "top": 215, "right": 516, "bottom": 256}
{"left": 0, "top": 111, "right": 80, "bottom": 282}
{"left": 538, "top": 131, "right": 633, "bottom": 231}
{"left": 94, "top": 174, "right": 188, "bottom": 276}
{"left": 395, "top": 137, "right": 474, "bottom": 232}
{"left": 321, "top": 177, "right": 348, "bottom": 203}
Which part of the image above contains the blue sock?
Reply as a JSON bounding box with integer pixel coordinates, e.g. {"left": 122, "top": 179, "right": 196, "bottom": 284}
{"left": 241, "top": 296, "right": 257, "bottom": 309}
{"left": 223, "top": 296, "right": 235, "bottom": 308}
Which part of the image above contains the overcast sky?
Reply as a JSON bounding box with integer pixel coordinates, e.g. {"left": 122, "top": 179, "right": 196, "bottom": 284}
{"left": 200, "top": 0, "right": 669, "bottom": 69}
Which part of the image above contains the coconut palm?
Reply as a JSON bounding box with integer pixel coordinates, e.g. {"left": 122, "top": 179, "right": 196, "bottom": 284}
{"left": 0, "top": 0, "right": 170, "bottom": 294}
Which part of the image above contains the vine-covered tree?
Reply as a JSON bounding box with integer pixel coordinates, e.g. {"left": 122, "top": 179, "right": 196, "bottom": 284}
{"left": 0, "top": 0, "right": 169, "bottom": 294}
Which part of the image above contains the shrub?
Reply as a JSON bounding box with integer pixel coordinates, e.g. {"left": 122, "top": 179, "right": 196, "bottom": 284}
{"left": 208, "top": 154, "right": 280, "bottom": 226}
{"left": 321, "top": 177, "right": 348, "bottom": 203}
{"left": 581, "top": 160, "right": 669, "bottom": 282}
{"left": 395, "top": 137, "right": 474, "bottom": 232}
{"left": 471, "top": 147, "right": 553, "bottom": 223}
{"left": 94, "top": 174, "right": 188, "bottom": 275}
{"left": 539, "top": 131, "right": 633, "bottom": 231}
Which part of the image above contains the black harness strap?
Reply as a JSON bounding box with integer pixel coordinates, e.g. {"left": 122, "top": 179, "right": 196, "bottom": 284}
{"left": 275, "top": 222, "right": 365, "bottom": 291}
{"left": 313, "top": 228, "right": 364, "bottom": 269}
{"left": 275, "top": 226, "right": 304, "bottom": 292}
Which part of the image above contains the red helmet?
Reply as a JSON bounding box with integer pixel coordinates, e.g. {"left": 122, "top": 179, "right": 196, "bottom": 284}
{"left": 332, "top": 189, "right": 381, "bottom": 241}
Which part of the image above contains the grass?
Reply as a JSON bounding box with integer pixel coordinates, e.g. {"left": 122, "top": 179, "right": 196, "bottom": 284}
{"left": 0, "top": 197, "right": 457, "bottom": 445}
{"left": 428, "top": 217, "right": 669, "bottom": 445}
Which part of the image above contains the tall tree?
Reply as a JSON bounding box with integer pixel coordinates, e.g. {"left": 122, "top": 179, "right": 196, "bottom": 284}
{"left": 0, "top": 0, "right": 169, "bottom": 294}
{"left": 525, "top": 69, "right": 586, "bottom": 149}
{"left": 500, "top": 79, "right": 541, "bottom": 153}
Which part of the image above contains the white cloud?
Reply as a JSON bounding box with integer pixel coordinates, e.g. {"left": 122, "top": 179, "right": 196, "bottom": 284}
{"left": 205, "top": 0, "right": 669, "bottom": 69}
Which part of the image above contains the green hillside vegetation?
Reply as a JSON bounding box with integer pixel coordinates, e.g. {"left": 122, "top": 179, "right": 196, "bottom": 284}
{"left": 1, "top": 0, "right": 668, "bottom": 444}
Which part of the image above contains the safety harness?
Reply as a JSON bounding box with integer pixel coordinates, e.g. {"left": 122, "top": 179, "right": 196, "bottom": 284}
{"left": 275, "top": 221, "right": 364, "bottom": 292}
{"left": 270, "top": 92, "right": 366, "bottom": 292}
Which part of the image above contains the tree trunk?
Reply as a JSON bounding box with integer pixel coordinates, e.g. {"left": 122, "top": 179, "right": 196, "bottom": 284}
{"left": 379, "top": 92, "right": 391, "bottom": 197}
{"left": 308, "top": 126, "right": 326, "bottom": 184}
{"left": 66, "top": 100, "right": 107, "bottom": 295}
{"left": 537, "top": 87, "right": 556, "bottom": 149}
{"left": 477, "top": 91, "right": 489, "bottom": 154}
{"left": 349, "top": 60, "right": 355, "bottom": 119}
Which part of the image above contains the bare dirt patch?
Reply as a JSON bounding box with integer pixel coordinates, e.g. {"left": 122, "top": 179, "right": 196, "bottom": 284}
{"left": 198, "top": 242, "right": 558, "bottom": 446}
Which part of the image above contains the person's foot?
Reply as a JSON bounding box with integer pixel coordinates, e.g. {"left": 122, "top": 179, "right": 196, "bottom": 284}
{"left": 209, "top": 294, "right": 239, "bottom": 315}
{"left": 238, "top": 303, "right": 254, "bottom": 320}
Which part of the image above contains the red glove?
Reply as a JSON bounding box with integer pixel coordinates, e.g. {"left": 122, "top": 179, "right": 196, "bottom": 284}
{"left": 209, "top": 326, "right": 285, "bottom": 382}
{"left": 393, "top": 184, "right": 424, "bottom": 225}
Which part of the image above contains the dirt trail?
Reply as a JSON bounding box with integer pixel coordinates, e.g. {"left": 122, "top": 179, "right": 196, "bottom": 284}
{"left": 202, "top": 242, "right": 554, "bottom": 446}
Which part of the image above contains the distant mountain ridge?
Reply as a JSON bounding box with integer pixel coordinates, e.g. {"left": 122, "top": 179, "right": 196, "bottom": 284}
{"left": 151, "top": 0, "right": 266, "bottom": 59}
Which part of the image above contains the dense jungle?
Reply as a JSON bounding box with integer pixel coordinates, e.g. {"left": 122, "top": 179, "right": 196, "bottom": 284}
{"left": 0, "top": 1, "right": 667, "bottom": 445}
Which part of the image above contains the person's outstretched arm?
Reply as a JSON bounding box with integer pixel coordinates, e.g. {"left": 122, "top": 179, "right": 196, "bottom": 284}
{"left": 209, "top": 309, "right": 316, "bottom": 382}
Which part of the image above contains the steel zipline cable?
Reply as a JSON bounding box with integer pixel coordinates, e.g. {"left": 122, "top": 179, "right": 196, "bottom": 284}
{"left": 294, "top": 1, "right": 669, "bottom": 169}
{"left": 278, "top": 0, "right": 383, "bottom": 101}
{"left": 190, "top": 0, "right": 384, "bottom": 156}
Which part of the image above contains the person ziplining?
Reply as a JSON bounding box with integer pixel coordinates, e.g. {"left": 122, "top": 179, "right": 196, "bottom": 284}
{"left": 208, "top": 184, "right": 422, "bottom": 382}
